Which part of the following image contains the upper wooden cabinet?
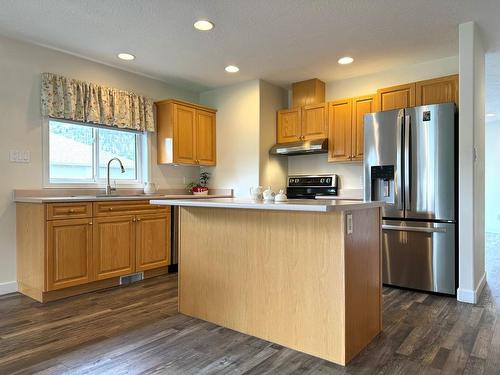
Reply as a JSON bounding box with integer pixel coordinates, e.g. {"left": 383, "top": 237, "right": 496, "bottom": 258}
{"left": 292, "top": 78, "right": 325, "bottom": 108}
{"left": 173, "top": 104, "right": 197, "bottom": 164}
{"left": 302, "top": 103, "right": 328, "bottom": 140}
{"left": 195, "top": 110, "right": 217, "bottom": 165}
{"left": 328, "top": 95, "right": 375, "bottom": 163}
{"left": 328, "top": 99, "right": 352, "bottom": 162}
{"left": 351, "top": 95, "right": 376, "bottom": 161}
{"left": 415, "top": 74, "right": 459, "bottom": 106}
{"left": 156, "top": 99, "right": 217, "bottom": 166}
{"left": 377, "top": 83, "right": 416, "bottom": 111}
{"left": 277, "top": 108, "right": 302, "bottom": 143}
{"left": 377, "top": 74, "right": 459, "bottom": 111}
{"left": 277, "top": 104, "right": 327, "bottom": 144}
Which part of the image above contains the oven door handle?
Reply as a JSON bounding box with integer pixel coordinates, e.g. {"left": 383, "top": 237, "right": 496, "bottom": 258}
{"left": 382, "top": 224, "right": 447, "bottom": 233}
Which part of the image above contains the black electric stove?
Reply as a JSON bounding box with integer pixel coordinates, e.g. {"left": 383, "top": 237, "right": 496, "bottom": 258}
{"left": 286, "top": 174, "right": 338, "bottom": 199}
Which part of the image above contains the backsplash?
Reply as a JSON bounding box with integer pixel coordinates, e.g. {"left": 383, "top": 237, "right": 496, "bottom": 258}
{"left": 287, "top": 154, "right": 363, "bottom": 190}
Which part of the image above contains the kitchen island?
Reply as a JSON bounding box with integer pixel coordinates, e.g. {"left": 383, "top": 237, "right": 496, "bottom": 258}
{"left": 151, "top": 198, "right": 383, "bottom": 365}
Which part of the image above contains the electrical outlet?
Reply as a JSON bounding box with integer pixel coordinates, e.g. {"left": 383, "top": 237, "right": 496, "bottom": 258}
{"left": 9, "top": 150, "right": 31, "bottom": 163}
{"left": 346, "top": 213, "right": 353, "bottom": 234}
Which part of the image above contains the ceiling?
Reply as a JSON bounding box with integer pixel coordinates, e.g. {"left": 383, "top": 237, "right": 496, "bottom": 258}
{"left": 0, "top": 0, "right": 500, "bottom": 93}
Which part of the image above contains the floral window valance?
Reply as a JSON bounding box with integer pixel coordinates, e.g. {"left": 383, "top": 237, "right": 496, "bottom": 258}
{"left": 41, "top": 72, "right": 155, "bottom": 132}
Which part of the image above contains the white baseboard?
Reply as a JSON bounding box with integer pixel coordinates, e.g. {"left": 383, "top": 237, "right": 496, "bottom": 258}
{"left": 457, "top": 272, "right": 487, "bottom": 304}
{"left": 0, "top": 281, "right": 18, "bottom": 296}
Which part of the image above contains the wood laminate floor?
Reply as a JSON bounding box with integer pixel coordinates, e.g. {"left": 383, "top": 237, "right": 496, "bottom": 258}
{"left": 2, "top": 234, "right": 500, "bottom": 374}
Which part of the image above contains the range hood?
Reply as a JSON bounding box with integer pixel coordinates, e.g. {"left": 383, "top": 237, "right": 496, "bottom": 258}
{"left": 269, "top": 138, "right": 328, "bottom": 156}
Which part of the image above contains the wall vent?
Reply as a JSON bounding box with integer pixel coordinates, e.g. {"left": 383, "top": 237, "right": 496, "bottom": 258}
{"left": 119, "top": 272, "right": 144, "bottom": 285}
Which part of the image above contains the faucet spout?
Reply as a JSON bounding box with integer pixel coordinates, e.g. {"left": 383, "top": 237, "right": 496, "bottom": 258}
{"left": 106, "top": 157, "right": 125, "bottom": 195}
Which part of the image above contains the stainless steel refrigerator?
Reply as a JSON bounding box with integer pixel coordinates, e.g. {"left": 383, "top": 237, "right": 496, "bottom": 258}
{"left": 364, "top": 103, "right": 457, "bottom": 295}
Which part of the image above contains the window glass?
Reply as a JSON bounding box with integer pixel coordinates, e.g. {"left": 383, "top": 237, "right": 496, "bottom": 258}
{"left": 47, "top": 120, "right": 142, "bottom": 184}
{"left": 97, "top": 128, "right": 137, "bottom": 180}
{"left": 49, "top": 121, "right": 94, "bottom": 180}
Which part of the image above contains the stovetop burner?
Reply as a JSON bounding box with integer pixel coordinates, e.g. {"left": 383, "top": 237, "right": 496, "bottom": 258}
{"left": 286, "top": 174, "right": 338, "bottom": 199}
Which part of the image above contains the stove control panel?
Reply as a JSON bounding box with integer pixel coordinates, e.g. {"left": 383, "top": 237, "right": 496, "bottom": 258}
{"left": 287, "top": 175, "right": 338, "bottom": 188}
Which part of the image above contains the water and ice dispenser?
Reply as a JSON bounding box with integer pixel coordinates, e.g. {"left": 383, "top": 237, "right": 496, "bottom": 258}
{"left": 370, "top": 165, "right": 395, "bottom": 204}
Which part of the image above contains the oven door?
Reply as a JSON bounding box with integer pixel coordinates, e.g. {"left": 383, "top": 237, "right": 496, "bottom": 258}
{"left": 382, "top": 220, "right": 456, "bottom": 295}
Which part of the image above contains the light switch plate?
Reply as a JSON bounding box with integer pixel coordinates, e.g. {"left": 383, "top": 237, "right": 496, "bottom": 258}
{"left": 9, "top": 150, "right": 31, "bottom": 163}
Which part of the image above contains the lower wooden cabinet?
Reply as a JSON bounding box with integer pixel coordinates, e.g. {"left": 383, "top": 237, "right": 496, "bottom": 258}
{"left": 47, "top": 218, "right": 92, "bottom": 290}
{"left": 136, "top": 213, "right": 171, "bottom": 271}
{"left": 16, "top": 201, "right": 171, "bottom": 302}
{"left": 93, "top": 215, "right": 136, "bottom": 280}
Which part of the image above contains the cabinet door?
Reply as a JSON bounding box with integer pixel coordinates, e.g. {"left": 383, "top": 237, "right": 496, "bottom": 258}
{"left": 377, "top": 83, "right": 416, "bottom": 111}
{"left": 351, "top": 95, "right": 376, "bottom": 161}
{"left": 93, "top": 216, "right": 135, "bottom": 280}
{"left": 47, "top": 218, "right": 92, "bottom": 290}
{"left": 173, "top": 104, "right": 197, "bottom": 164}
{"left": 328, "top": 99, "right": 352, "bottom": 162}
{"left": 196, "top": 110, "right": 216, "bottom": 166}
{"left": 415, "top": 74, "right": 459, "bottom": 106}
{"left": 277, "top": 108, "right": 302, "bottom": 143}
{"left": 136, "top": 213, "right": 171, "bottom": 272}
{"left": 302, "top": 103, "right": 327, "bottom": 141}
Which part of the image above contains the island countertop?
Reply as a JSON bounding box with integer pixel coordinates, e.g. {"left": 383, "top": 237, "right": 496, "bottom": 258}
{"left": 150, "top": 197, "right": 382, "bottom": 212}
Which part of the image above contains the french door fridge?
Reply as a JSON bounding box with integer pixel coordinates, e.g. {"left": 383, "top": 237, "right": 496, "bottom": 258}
{"left": 364, "top": 103, "right": 457, "bottom": 295}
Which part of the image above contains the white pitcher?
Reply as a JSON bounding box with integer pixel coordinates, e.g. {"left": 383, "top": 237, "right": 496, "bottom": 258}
{"left": 249, "top": 186, "right": 264, "bottom": 201}
{"left": 144, "top": 182, "right": 159, "bottom": 195}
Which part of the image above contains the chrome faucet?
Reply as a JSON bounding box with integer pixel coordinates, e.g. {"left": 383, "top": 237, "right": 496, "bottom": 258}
{"left": 106, "top": 157, "right": 125, "bottom": 195}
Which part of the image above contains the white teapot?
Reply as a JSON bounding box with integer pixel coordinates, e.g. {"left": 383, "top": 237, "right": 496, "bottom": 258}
{"left": 249, "top": 186, "right": 264, "bottom": 201}
{"left": 275, "top": 189, "right": 288, "bottom": 202}
{"left": 263, "top": 186, "right": 275, "bottom": 201}
{"left": 144, "top": 182, "right": 159, "bottom": 195}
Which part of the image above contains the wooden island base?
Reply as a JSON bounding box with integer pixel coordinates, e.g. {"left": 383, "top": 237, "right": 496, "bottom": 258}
{"left": 178, "top": 206, "right": 382, "bottom": 365}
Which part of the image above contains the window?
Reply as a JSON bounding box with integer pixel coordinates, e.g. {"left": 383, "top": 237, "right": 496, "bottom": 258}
{"left": 46, "top": 119, "right": 144, "bottom": 185}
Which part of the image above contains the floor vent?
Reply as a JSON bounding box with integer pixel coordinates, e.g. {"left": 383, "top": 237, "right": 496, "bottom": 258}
{"left": 119, "top": 272, "right": 144, "bottom": 285}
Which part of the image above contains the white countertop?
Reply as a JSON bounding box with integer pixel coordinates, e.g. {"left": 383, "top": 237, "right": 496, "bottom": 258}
{"left": 150, "top": 198, "right": 382, "bottom": 212}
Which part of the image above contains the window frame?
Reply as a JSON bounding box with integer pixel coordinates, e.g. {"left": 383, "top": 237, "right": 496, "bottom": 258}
{"left": 43, "top": 118, "right": 146, "bottom": 188}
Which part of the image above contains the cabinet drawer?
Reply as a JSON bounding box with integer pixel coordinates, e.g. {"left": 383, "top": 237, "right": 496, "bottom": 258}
{"left": 47, "top": 203, "right": 92, "bottom": 220}
{"left": 93, "top": 200, "right": 170, "bottom": 217}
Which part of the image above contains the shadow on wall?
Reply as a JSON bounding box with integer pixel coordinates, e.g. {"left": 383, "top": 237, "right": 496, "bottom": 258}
{"left": 486, "top": 119, "right": 500, "bottom": 234}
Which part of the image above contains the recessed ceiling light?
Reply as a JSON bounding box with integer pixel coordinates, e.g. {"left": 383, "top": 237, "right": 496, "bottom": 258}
{"left": 225, "top": 65, "right": 239, "bottom": 73}
{"left": 117, "top": 53, "right": 135, "bottom": 61}
{"left": 194, "top": 20, "right": 214, "bottom": 31}
{"left": 338, "top": 56, "right": 354, "bottom": 65}
{"left": 487, "top": 113, "right": 496, "bottom": 117}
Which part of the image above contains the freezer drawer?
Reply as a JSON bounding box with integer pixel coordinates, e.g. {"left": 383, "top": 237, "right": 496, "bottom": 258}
{"left": 382, "top": 220, "right": 456, "bottom": 295}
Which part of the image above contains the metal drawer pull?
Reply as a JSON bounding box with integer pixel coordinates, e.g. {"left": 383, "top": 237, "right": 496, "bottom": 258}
{"left": 382, "top": 225, "right": 447, "bottom": 233}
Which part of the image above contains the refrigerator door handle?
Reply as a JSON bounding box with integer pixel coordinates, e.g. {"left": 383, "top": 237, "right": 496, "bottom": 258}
{"left": 404, "top": 114, "right": 411, "bottom": 211}
{"left": 396, "top": 113, "right": 404, "bottom": 211}
{"left": 382, "top": 224, "right": 447, "bottom": 233}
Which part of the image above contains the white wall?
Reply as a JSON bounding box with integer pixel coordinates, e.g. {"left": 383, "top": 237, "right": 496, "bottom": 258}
{"left": 0, "top": 35, "right": 200, "bottom": 290}
{"left": 287, "top": 56, "right": 459, "bottom": 189}
{"left": 325, "top": 56, "right": 459, "bottom": 101}
{"left": 457, "top": 21, "right": 486, "bottom": 303}
{"left": 259, "top": 81, "right": 288, "bottom": 191}
{"left": 200, "top": 81, "right": 261, "bottom": 197}
{"left": 485, "top": 119, "right": 500, "bottom": 233}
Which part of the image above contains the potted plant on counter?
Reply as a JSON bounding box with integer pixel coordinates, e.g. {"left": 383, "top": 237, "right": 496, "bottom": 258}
{"left": 186, "top": 171, "right": 210, "bottom": 195}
